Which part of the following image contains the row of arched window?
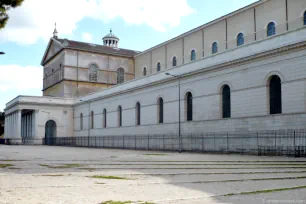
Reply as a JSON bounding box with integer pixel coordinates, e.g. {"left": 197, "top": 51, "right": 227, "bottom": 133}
{"left": 79, "top": 75, "right": 282, "bottom": 129}
{"left": 142, "top": 17, "right": 306, "bottom": 76}
{"left": 88, "top": 65, "right": 125, "bottom": 84}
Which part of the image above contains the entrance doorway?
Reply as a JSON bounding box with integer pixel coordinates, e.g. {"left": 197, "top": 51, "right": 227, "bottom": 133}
{"left": 45, "top": 120, "right": 56, "bottom": 145}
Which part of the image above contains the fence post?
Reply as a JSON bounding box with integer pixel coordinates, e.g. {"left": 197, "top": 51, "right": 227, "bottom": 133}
{"left": 275, "top": 131, "right": 277, "bottom": 156}
{"left": 241, "top": 134, "right": 244, "bottom": 155}
{"left": 123, "top": 135, "right": 125, "bottom": 149}
{"left": 214, "top": 133, "right": 216, "bottom": 152}
{"left": 202, "top": 134, "right": 204, "bottom": 152}
{"left": 227, "top": 132, "right": 229, "bottom": 153}
{"left": 257, "top": 132, "right": 260, "bottom": 155}
{"left": 293, "top": 130, "right": 296, "bottom": 148}
{"left": 148, "top": 135, "right": 150, "bottom": 151}
{"left": 163, "top": 134, "right": 165, "bottom": 150}
{"left": 293, "top": 130, "right": 296, "bottom": 157}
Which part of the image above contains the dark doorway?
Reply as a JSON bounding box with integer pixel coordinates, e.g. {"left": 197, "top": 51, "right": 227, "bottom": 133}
{"left": 45, "top": 120, "right": 56, "bottom": 145}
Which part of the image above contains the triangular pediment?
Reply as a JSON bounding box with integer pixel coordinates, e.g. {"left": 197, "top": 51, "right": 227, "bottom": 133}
{"left": 41, "top": 38, "right": 64, "bottom": 65}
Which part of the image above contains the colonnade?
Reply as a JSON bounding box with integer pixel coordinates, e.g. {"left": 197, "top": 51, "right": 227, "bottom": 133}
{"left": 4, "top": 110, "right": 36, "bottom": 139}
{"left": 21, "top": 111, "right": 35, "bottom": 138}
{"left": 4, "top": 110, "right": 21, "bottom": 138}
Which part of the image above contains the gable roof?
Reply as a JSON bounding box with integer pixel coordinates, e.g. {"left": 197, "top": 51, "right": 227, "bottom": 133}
{"left": 41, "top": 38, "right": 140, "bottom": 66}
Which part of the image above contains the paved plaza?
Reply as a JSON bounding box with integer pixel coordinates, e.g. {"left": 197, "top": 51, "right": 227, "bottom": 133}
{"left": 0, "top": 145, "right": 306, "bottom": 204}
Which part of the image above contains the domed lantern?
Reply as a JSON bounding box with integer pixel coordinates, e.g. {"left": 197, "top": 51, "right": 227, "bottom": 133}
{"left": 102, "top": 29, "right": 119, "bottom": 48}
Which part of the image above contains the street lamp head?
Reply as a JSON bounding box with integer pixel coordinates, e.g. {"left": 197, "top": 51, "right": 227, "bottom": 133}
{"left": 0, "top": 52, "right": 5, "bottom": 55}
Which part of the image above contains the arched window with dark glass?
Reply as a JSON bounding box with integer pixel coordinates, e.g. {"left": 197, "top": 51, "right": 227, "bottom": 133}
{"left": 158, "top": 98, "right": 164, "bottom": 124}
{"left": 172, "top": 56, "right": 177, "bottom": 67}
{"left": 118, "top": 106, "right": 122, "bottom": 127}
{"left": 212, "top": 42, "right": 218, "bottom": 54}
{"left": 143, "top": 67, "right": 147, "bottom": 76}
{"left": 89, "top": 64, "right": 98, "bottom": 82}
{"left": 304, "top": 11, "right": 306, "bottom": 25}
{"left": 269, "top": 75, "right": 282, "bottom": 114}
{"left": 222, "top": 85, "right": 231, "bottom": 118}
{"left": 91, "top": 111, "right": 94, "bottom": 129}
{"left": 237, "top": 33, "right": 244, "bottom": 46}
{"left": 191, "top": 50, "right": 196, "bottom": 61}
{"left": 103, "top": 109, "right": 107, "bottom": 128}
{"left": 136, "top": 102, "right": 141, "bottom": 125}
{"left": 157, "top": 62, "right": 161, "bottom": 72}
{"left": 267, "top": 22, "right": 276, "bottom": 37}
{"left": 117, "top": 68, "right": 124, "bottom": 84}
{"left": 186, "top": 92, "right": 193, "bottom": 121}
{"left": 80, "top": 113, "right": 83, "bottom": 130}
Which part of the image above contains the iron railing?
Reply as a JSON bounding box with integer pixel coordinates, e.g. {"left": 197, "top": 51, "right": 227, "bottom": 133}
{"left": 6, "top": 129, "right": 306, "bottom": 157}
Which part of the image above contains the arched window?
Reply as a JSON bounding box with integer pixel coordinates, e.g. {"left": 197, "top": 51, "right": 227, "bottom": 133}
{"left": 212, "top": 42, "right": 218, "bottom": 54}
{"left": 269, "top": 75, "right": 282, "bottom": 114}
{"left": 304, "top": 11, "right": 306, "bottom": 25}
{"left": 143, "top": 67, "right": 147, "bottom": 76}
{"left": 103, "top": 109, "right": 107, "bottom": 128}
{"left": 157, "top": 62, "right": 161, "bottom": 72}
{"left": 267, "top": 22, "right": 276, "bottom": 37}
{"left": 117, "top": 68, "right": 124, "bottom": 84}
{"left": 91, "top": 111, "right": 94, "bottom": 129}
{"left": 118, "top": 106, "right": 122, "bottom": 127}
{"left": 222, "top": 85, "right": 231, "bottom": 118}
{"left": 186, "top": 92, "right": 193, "bottom": 121}
{"left": 158, "top": 98, "right": 164, "bottom": 124}
{"left": 237, "top": 33, "right": 244, "bottom": 46}
{"left": 89, "top": 64, "right": 98, "bottom": 82}
{"left": 172, "top": 56, "right": 177, "bottom": 67}
{"left": 136, "top": 102, "right": 141, "bottom": 125}
{"left": 80, "top": 113, "right": 83, "bottom": 130}
{"left": 191, "top": 50, "right": 196, "bottom": 61}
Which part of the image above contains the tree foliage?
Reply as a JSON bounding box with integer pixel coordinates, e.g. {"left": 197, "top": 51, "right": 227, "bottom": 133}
{"left": 0, "top": 0, "right": 24, "bottom": 29}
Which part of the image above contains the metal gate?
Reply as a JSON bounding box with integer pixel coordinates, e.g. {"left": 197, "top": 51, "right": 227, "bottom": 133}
{"left": 45, "top": 120, "right": 56, "bottom": 145}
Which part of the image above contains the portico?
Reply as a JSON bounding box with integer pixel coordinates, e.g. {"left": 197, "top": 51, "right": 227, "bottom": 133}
{"left": 4, "top": 96, "right": 74, "bottom": 144}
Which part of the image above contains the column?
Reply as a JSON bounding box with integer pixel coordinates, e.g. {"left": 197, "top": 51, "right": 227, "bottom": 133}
{"left": 16, "top": 110, "right": 22, "bottom": 138}
{"left": 31, "top": 111, "right": 35, "bottom": 138}
{"left": 12, "top": 113, "right": 15, "bottom": 138}
{"left": 7, "top": 115, "right": 10, "bottom": 138}
{"left": 21, "top": 116, "right": 24, "bottom": 138}
{"left": 4, "top": 115, "right": 8, "bottom": 138}
{"left": 29, "top": 113, "right": 32, "bottom": 138}
{"left": 26, "top": 114, "right": 29, "bottom": 138}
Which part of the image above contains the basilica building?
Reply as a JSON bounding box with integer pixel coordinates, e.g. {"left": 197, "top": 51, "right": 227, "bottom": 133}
{"left": 4, "top": 0, "right": 306, "bottom": 145}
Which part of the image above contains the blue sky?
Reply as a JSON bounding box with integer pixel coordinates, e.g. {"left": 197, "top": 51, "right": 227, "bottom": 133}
{"left": 0, "top": 0, "right": 258, "bottom": 111}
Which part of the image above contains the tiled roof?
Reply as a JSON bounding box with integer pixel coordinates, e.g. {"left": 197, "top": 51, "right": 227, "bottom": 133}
{"left": 56, "top": 38, "right": 140, "bottom": 57}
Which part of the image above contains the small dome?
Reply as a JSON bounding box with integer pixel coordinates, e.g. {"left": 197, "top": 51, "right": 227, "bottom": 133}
{"left": 102, "top": 29, "right": 119, "bottom": 48}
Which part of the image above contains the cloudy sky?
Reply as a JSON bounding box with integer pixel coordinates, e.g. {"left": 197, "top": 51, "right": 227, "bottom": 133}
{"left": 0, "top": 0, "right": 257, "bottom": 111}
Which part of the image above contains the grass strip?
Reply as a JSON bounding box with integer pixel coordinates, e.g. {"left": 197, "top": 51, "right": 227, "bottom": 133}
{"left": 88, "top": 175, "right": 130, "bottom": 180}
{"left": 93, "top": 163, "right": 306, "bottom": 166}
{"left": 0, "top": 164, "right": 14, "bottom": 168}
{"left": 144, "top": 154, "right": 167, "bottom": 156}
{"left": 39, "top": 164, "right": 84, "bottom": 168}
{"left": 223, "top": 185, "right": 306, "bottom": 196}
{"left": 100, "top": 201, "right": 154, "bottom": 204}
{"left": 75, "top": 167, "right": 306, "bottom": 170}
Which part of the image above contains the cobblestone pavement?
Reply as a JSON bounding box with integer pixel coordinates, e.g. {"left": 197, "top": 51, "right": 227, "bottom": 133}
{"left": 0, "top": 145, "right": 306, "bottom": 204}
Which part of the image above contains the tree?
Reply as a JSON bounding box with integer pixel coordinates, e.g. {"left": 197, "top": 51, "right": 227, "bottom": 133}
{"left": 0, "top": 0, "right": 24, "bottom": 29}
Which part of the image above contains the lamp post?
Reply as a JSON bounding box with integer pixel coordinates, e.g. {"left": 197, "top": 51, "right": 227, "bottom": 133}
{"left": 165, "top": 72, "right": 182, "bottom": 153}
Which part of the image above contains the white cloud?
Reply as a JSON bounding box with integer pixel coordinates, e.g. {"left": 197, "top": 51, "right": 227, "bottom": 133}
{"left": 0, "top": 0, "right": 194, "bottom": 45}
{"left": 82, "top": 32, "right": 93, "bottom": 42}
{"left": 0, "top": 65, "right": 42, "bottom": 92}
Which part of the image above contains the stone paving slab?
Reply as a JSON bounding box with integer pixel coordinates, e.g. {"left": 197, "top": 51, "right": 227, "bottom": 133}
{"left": 0, "top": 145, "right": 306, "bottom": 204}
